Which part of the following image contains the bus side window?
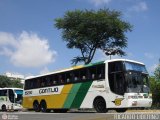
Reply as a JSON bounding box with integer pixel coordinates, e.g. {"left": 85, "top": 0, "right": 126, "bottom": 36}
{"left": 73, "top": 70, "right": 79, "bottom": 82}
{"left": 53, "top": 75, "right": 58, "bottom": 85}
{"left": 33, "top": 78, "right": 37, "bottom": 88}
{"left": 66, "top": 72, "right": 73, "bottom": 83}
{"left": 50, "top": 75, "right": 55, "bottom": 86}
{"left": 36, "top": 78, "right": 40, "bottom": 88}
{"left": 27, "top": 80, "right": 30, "bottom": 89}
{"left": 82, "top": 76, "right": 86, "bottom": 80}
{"left": 40, "top": 78, "right": 46, "bottom": 87}
{"left": 53, "top": 80, "right": 57, "bottom": 85}
{"left": 67, "top": 78, "right": 70, "bottom": 83}
{"left": 30, "top": 80, "right": 34, "bottom": 89}
{"left": 46, "top": 76, "right": 51, "bottom": 86}
{"left": 59, "top": 73, "right": 65, "bottom": 84}
{"left": 24, "top": 81, "right": 28, "bottom": 90}
{"left": 88, "top": 66, "right": 96, "bottom": 80}
{"left": 27, "top": 81, "right": 30, "bottom": 89}
{"left": 92, "top": 74, "right": 95, "bottom": 79}
{"left": 80, "top": 68, "right": 87, "bottom": 80}
{"left": 75, "top": 77, "right": 78, "bottom": 81}
{"left": 59, "top": 75, "right": 63, "bottom": 83}
{"left": 97, "top": 64, "right": 105, "bottom": 79}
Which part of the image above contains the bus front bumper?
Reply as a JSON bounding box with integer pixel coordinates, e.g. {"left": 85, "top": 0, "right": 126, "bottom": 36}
{"left": 126, "top": 99, "right": 152, "bottom": 108}
{"left": 13, "top": 104, "right": 23, "bottom": 110}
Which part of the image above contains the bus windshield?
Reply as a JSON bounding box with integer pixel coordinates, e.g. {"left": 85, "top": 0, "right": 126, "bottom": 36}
{"left": 125, "top": 72, "right": 150, "bottom": 93}
{"left": 124, "top": 62, "right": 150, "bottom": 93}
{"left": 108, "top": 61, "right": 150, "bottom": 95}
{"left": 14, "top": 90, "right": 23, "bottom": 104}
{"left": 125, "top": 62, "right": 147, "bottom": 73}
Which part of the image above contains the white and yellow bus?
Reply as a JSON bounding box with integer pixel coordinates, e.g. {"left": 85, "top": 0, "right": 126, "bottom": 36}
{"left": 23, "top": 59, "right": 152, "bottom": 113}
{"left": 0, "top": 88, "right": 23, "bottom": 111}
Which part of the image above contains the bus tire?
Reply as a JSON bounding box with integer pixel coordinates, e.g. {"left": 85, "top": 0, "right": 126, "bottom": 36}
{"left": 40, "top": 100, "right": 50, "bottom": 113}
{"left": 1, "top": 105, "right": 7, "bottom": 111}
{"left": 33, "top": 101, "right": 40, "bottom": 112}
{"left": 93, "top": 97, "right": 107, "bottom": 113}
{"left": 116, "top": 108, "right": 127, "bottom": 113}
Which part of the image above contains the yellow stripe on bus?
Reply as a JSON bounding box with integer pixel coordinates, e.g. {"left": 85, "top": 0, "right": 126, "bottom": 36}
{"left": 23, "top": 84, "right": 73, "bottom": 109}
{"left": 50, "top": 84, "right": 73, "bottom": 108}
{"left": 72, "top": 65, "right": 83, "bottom": 70}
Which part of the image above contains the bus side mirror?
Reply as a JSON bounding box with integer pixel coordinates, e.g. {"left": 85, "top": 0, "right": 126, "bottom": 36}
{"left": 15, "top": 94, "right": 17, "bottom": 99}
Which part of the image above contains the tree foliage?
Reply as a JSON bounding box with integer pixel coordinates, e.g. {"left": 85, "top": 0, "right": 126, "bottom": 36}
{"left": 55, "top": 9, "right": 132, "bottom": 65}
{"left": 0, "top": 75, "right": 12, "bottom": 88}
{"left": 150, "top": 64, "right": 160, "bottom": 108}
{"left": 0, "top": 75, "right": 23, "bottom": 88}
{"left": 154, "top": 64, "right": 160, "bottom": 81}
{"left": 11, "top": 79, "right": 23, "bottom": 88}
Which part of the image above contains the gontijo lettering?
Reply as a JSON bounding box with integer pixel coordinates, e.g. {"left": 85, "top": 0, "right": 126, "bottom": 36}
{"left": 25, "top": 91, "right": 32, "bottom": 95}
{"left": 39, "top": 87, "right": 58, "bottom": 94}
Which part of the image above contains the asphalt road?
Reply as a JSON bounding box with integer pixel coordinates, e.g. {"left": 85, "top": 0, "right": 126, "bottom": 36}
{"left": 0, "top": 111, "right": 160, "bottom": 120}
{"left": 0, "top": 112, "right": 114, "bottom": 120}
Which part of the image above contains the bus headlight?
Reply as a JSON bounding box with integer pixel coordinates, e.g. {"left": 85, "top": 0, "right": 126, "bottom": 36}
{"left": 149, "top": 94, "right": 152, "bottom": 98}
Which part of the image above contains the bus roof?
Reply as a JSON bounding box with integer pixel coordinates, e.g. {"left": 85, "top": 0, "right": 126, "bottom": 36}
{"left": 25, "top": 59, "right": 145, "bottom": 80}
{"left": 105, "top": 59, "right": 145, "bottom": 65}
{"left": 0, "top": 88, "right": 23, "bottom": 90}
{"left": 25, "top": 61, "right": 105, "bottom": 80}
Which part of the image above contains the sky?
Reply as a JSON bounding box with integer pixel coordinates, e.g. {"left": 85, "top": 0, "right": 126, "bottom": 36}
{"left": 0, "top": 0, "right": 160, "bottom": 77}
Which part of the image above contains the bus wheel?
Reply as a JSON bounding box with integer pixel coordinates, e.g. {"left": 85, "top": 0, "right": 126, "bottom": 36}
{"left": 33, "top": 101, "right": 40, "bottom": 112}
{"left": 40, "top": 100, "right": 50, "bottom": 112}
{"left": 2, "top": 105, "right": 7, "bottom": 111}
{"left": 116, "top": 108, "right": 127, "bottom": 113}
{"left": 93, "top": 97, "right": 107, "bottom": 113}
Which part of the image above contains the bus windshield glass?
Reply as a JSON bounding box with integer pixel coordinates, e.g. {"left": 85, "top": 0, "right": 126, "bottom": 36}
{"left": 125, "top": 62, "right": 147, "bottom": 73}
{"left": 0, "top": 90, "right": 7, "bottom": 96}
{"left": 124, "top": 62, "right": 150, "bottom": 93}
{"left": 14, "top": 90, "right": 23, "bottom": 104}
{"left": 108, "top": 61, "right": 150, "bottom": 95}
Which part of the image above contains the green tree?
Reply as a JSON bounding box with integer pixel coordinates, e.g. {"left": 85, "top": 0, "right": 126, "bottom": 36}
{"left": 154, "top": 64, "right": 160, "bottom": 81}
{"left": 0, "top": 75, "right": 23, "bottom": 88}
{"left": 150, "top": 63, "right": 160, "bottom": 108}
{"left": 149, "top": 76, "right": 156, "bottom": 93}
{"left": 55, "top": 9, "right": 132, "bottom": 65}
{"left": 0, "top": 75, "right": 12, "bottom": 88}
{"left": 10, "top": 79, "right": 23, "bottom": 88}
